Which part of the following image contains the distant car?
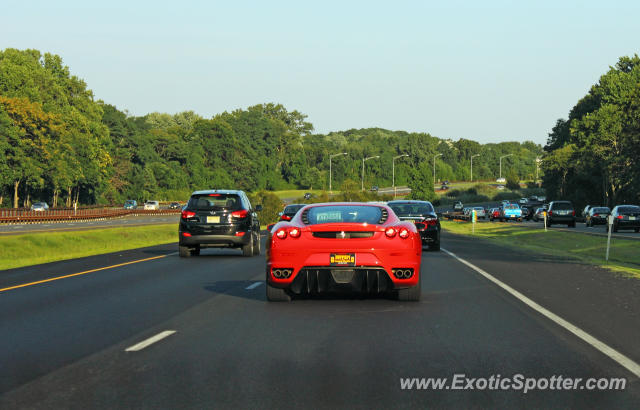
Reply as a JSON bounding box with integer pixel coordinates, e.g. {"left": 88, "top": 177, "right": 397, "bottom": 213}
{"left": 123, "top": 200, "right": 137, "bottom": 209}
{"left": 500, "top": 204, "right": 522, "bottom": 221}
{"left": 304, "top": 193, "right": 312, "bottom": 200}
{"left": 472, "top": 206, "right": 486, "bottom": 219}
{"left": 533, "top": 208, "right": 546, "bottom": 222}
{"left": 519, "top": 198, "right": 528, "bottom": 205}
{"left": 144, "top": 201, "right": 160, "bottom": 210}
{"left": 179, "top": 189, "right": 262, "bottom": 257}
{"left": 529, "top": 196, "right": 539, "bottom": 202}
{"left": 607, "top": 205, "right": 640, "bottom": 233}
{"left": 496, "top": 178, "right": 506, "bottom": 183}
{"left": 496, "top": 185, "right": 505, "bottom": 190}
{"left": 547, "top": 201, "right": 576, "bottom": 227}
{"left": 388, "top": 200, "right": 441, "bottom": 251}
{"left": 537, "top": 196, "right": 547, "bottom": 202}
{"left": 440, "top": 184, "right": 449, "bottom": 191}
{"left": 585, "top": 207, "right": 610, "bottom": 227}
{"left": 370, "top": 186, "right": 379, "bottom": 192}
{"left": 169, "top": 202, "right": 181, "bottom": 209}
{"left": 279, "top": 204, "right": 306, "bottom": 221}
{"left": 489, "top": 208, "right": 500, "bottom": 221}
{"left": 501, "top": 200, "right": 511, "bottom": 207}
{"left": 453, "top": 201, "right": 464, "bottom": 211}
{"left": 442, "top": 180, "right": 450, "bottom": 186}
{"left": 30, "top": 202, "right": 49, "bottom": 212}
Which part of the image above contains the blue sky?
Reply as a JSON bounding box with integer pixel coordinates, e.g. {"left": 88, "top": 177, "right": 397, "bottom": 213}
{"left": 2, "top": 0, "right": 639, "bottom": 144}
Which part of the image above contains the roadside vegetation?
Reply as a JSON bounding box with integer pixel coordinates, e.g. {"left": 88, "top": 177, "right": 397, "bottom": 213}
{"left": 0, "top": 224, "right": 177, "bottom": 270}
{"left": 436, "top": 182, "right": 545, "bottom": 207}
{"left": 441, "top": 220, "right": 640, "bottom": 278}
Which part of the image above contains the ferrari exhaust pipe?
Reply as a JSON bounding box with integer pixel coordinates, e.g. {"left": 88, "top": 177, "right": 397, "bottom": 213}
{"left": 393, "top": 269, "right": 414, "bottom": 279}
{"left": 272, "top": 268, "right": 293, "bottom": 279}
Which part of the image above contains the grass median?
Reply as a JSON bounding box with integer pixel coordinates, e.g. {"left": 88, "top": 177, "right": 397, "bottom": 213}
{"left": 441, "top": 220, "right": 640, "bottom": 278}
{"left": 0, "top": 224, "right": 177, "bottom": 271}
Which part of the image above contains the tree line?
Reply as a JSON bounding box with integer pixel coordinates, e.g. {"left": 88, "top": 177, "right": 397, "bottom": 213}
{"left": 1, "top": 48, "right": 543, "bottom": 208}
{"left": 542, "top": 55, "right": 640, "bottom": 209}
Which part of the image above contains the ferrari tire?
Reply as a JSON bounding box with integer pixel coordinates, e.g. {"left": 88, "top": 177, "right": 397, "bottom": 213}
{"left": 179, "top": 245, "right": 191, "bottom": 258}
{"left": 397, "top": 274, "right": 421, "bottom": 302}
{"left": 242, "top": 234, "right": 254, "bottom": 257}
{"left": 266, "top": 283, "right": 291, "bottom": 302}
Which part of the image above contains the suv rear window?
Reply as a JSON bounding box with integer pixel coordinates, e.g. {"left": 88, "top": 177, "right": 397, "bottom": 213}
{"left": 618, "top": 206, "right": 640, "bottom": 213}
{"left": 552, "top": 202, "right": 573, "bottom": 210}
{"left": 306, "top": 205, "right": 382, "bottom": 225}
{"left": 188, "top": 194, "right": 242, "bottom": 211}
{"left": 591, "top": 207, "right": 609, "bottom": 213}
{"left": 389, "top": 203, "right": 434, "bottom": 216}
{"left": 283, "top": 204, "right": 305, "bottom": 216}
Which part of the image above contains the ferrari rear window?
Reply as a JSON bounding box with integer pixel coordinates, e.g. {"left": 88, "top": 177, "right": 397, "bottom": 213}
{"left": 306, "top": 205, "right": 382, "bottom": 225}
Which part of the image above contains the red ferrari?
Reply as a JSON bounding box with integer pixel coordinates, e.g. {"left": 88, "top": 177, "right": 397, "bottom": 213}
{"left": 266, "top": 203, "right": 422, "bottom": 302}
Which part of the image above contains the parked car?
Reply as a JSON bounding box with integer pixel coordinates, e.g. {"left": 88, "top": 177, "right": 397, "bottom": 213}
{"left": 453, "top": 201, "right": 464, "bottom": 211}
{"left": 581, "top": 205, "right": 592, "bottom": 219}
{"left": 489, "top": 208, "right": 501, "bottom": 221}
{"left": 607, "top": 205, "right": 640, "bottom": 232}
{"left": 496, "top": 185, "right": 505, "bottom": 190}
{"left": 547, "top": 201, "right": 576, "bottom": 227}
{"left": 168, "top": 202, "right": 181, "bottom": 209}
{"left": 533, "top": 207, "right": 546, "bottom": 222}
{"left": 279, "top": 204, "right": 306, "bottom": 221}
{"left": 266, "top": 202, "right": 422, "bottom": 301}
{"left": 388, "top": 200, "right": 441, "bottom": 251}
{"left": 496, "top": 178, "right": 506, "bottom": 183}
{"left": 519, "top": 198, "right": 528, "bottom": 205}
{"left": 585, "top": 207, "right": 610, "bottom": 227}
{"left": 123, "top": 200, "right": 137, "bottom": 209}
{"left": 30, "top": 202, "right": 49, "bottom": 212}
{"left": 440, "top": 184, "right": 449, "bottom": 191}
{"left": 472, "top": 206, "right": 486, "bottom": 219}
{"left": 144, "top": 201, "right": 160, "bottom": 210}
{"left": 179, "top": 190, "right": 262, "bottom": 257}
{"left": 537, "top": 196, "right": 547, "bottom": 202}
{"left": 500, "top": 204, "right": 522, "bottom": 222}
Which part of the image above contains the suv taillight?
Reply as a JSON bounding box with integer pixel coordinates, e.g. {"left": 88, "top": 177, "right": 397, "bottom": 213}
{"left": 423, "top": 217, "right": 437, "bottom": 227}
{"left": 181, "top": 210, "right": 196, "bottom": 219}
{"left": 231, "top": 209, "right": 249, "bottom": 219}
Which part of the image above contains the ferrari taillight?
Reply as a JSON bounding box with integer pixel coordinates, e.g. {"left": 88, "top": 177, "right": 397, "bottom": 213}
{"left": 398, "top": 228, "right": 410, "bottom": 239}
{"left": 289, "top": 228, "right": 301, "bottom": 238}
{"left": 385, "top": 227, "right": 396, "bottom": 238}
{"left": 181, "top": 210, "right": 196, "bottom": 219}
{"left": 276, "top": 229, "right": 287, "bottom": 239}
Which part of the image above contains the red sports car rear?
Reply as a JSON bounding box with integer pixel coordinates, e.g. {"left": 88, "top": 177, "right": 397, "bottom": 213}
{"left": 266, "top": 203, "right": 422, "bottom": 301}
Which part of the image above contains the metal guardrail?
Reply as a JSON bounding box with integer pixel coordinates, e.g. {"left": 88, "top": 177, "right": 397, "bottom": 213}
{"left": 0, "top": 208, "right": 181, "bottom": 224}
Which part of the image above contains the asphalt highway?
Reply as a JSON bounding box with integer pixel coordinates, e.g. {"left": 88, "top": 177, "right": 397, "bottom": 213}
{"left": 0, "top": 214, "right": 180, "bottom": 235}
{"left": 1, "top": 233, "right": 639, "bottom": 408}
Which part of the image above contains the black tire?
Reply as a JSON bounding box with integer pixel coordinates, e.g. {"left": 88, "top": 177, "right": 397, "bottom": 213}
{"left": 252, "top": 232, "right": 261, "bottom": 256}
{"left": 429, "top": 242, "right": 440, "bottom": 251}
{"left": 179, "top": 245, "right": 191, "bottom": 258}
{"left": 397, "top": 272, "right": 421, "bottom": 302}
{"left": 266, "top": 283, "right": 291, "bottom": 302}
{"left": 192, "top": 246, "right": 200, "bottom": 256}
{"left": 242, "top": 233, "right": 254, "bottom": 257}
{"left": 569, "top": 222, "right": 575, "bottom": 228}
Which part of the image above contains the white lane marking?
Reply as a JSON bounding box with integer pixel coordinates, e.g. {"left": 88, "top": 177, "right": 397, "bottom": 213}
{"left": 125, "top": 330, "right": 176, "bottom": 352}
{"left": 441, "top": 247, "right": 640, "bottom": 378}
{"left": 245, "top": 281, "right": 263, "bottom": 290}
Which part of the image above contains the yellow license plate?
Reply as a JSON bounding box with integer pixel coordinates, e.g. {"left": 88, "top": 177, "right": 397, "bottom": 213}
{"left": 330, "top": 253, "right": 355, "bottom": 266}
{"left": 207, "top": 216, "right": 220, "bottom": 223}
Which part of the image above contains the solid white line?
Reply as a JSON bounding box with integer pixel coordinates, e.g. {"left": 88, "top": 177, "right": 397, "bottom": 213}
{"left": 125, "top": 330, "right": 176, "bottom": 352}
{"left": 245, "top": 281, "right": 263, "bottom": 290}
{"left": 441, "top": 247, "right": 640, "bottom": 378}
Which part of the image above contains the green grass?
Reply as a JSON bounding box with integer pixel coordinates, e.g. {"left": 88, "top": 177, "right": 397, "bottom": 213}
{"left": 441, "top": 220, "right": 640, "bottom": 278}
{"left": 0, "top": 224, "right": 177, "bottom": 271}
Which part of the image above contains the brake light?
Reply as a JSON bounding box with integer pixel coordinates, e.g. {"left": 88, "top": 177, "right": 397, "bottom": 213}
{"left": 289, "top": 228, "right": 301, "bottom": 238}
{"left": 276, "top": 229, "right": 287, "bottom": 239}
{"left": 572, "top": 211, "right": 575, "bottom": 216}
{"left": 231, "top": 209, "right": 248, "bottom": 218}
{"left": 617, "top": 215, "right": 623, "bottom": 219}
{"left": 208, "top": 194, "right": 221, "bottom": 196}
{"left": 181, "top": 210, "right": 196, "bottom": 219}
{"left": 235, "top": 232, "right": 245, "bottom": 236}
{"left": 548, "top": 211, "right": 553, "bottom": 216}
{"left": 385, "top": 227, "right": 396, "bottom": 238}
{"left": 281, "top": 214, "right": 292, "bottom": 221}
{"left": 398, "top": 228, "right": 410, "bottom": 239}
{"left": 182, "top": 232, "right": 191, "bottom": 237}
{"left": 423, "top": 217, "right": 438, "bottom": 227}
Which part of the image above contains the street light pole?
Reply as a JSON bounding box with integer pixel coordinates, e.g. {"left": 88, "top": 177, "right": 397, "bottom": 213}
{"left": 362, "top": 155, "right": 380, "bottom": 191}
{"left": 329, "top": 152, "right": 347, "bottom": 193}
{"left": 470, "top": 154, "right": 480, "bottom": 182}
{"left": 393, "top": 154, "right": 409, "bottom": 198}
{"left": 535, "top": 156, "right": 541, "bottom": 183}
{"left": 499, "top": 154, "right": 513, "bottom": 179}
{"left": 433, "top": 153, "right": 443, "bottom": 186}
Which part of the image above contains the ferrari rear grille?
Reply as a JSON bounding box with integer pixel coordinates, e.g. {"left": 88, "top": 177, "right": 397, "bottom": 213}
{"left": 301, "top": 209, "right": 310, "bottom": 224}
{"left": 378, "top": 208, "right": 389, "bottom": 224}
{"left": 312, "top": 231, "right": 375, "bottom": 239}
{"left": 289, "top": 267, "right": 393, "bottom": 295}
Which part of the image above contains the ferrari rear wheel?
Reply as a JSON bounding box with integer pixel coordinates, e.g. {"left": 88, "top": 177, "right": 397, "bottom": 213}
{"left": 397, "top": 274, "right": 421, "bottom": 302}
{"left": 266, "top": 283, "right": 291, "bottom": 302}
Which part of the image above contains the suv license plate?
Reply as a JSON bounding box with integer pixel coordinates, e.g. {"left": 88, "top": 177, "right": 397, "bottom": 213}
{"left": 207, "top": 216, "right": 220, "bottom": 223}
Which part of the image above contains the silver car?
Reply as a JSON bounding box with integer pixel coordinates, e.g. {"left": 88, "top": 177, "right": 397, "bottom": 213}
{"left": 472, "top": 206, "right": 487, "bottom": 219}
{"left": 144, "top": 201, "right": 160, "bottom": 210}
{"left": 30, "top": 202, "right": 49, "bottom": 211}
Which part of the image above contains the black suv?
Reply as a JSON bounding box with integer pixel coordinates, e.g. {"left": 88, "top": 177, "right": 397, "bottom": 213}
{"left": 547, "top": 200, "right": 575, "bottom": 227}
{"left": 387, "top": 200, "right": 441, "bottom": 250}
{"left": 179, "top": 190, "right": 262, "bottom": 257}
{"left": 279, "top": 204, "right": 306, "bottom": 221}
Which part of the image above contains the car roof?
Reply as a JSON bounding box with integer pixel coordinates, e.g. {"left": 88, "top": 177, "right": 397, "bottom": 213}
{"left": 387, "top": 200, "right": 433, "bottom": 204}
{"left": 191, "top": 189, "right": 244, "bottom": 195}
